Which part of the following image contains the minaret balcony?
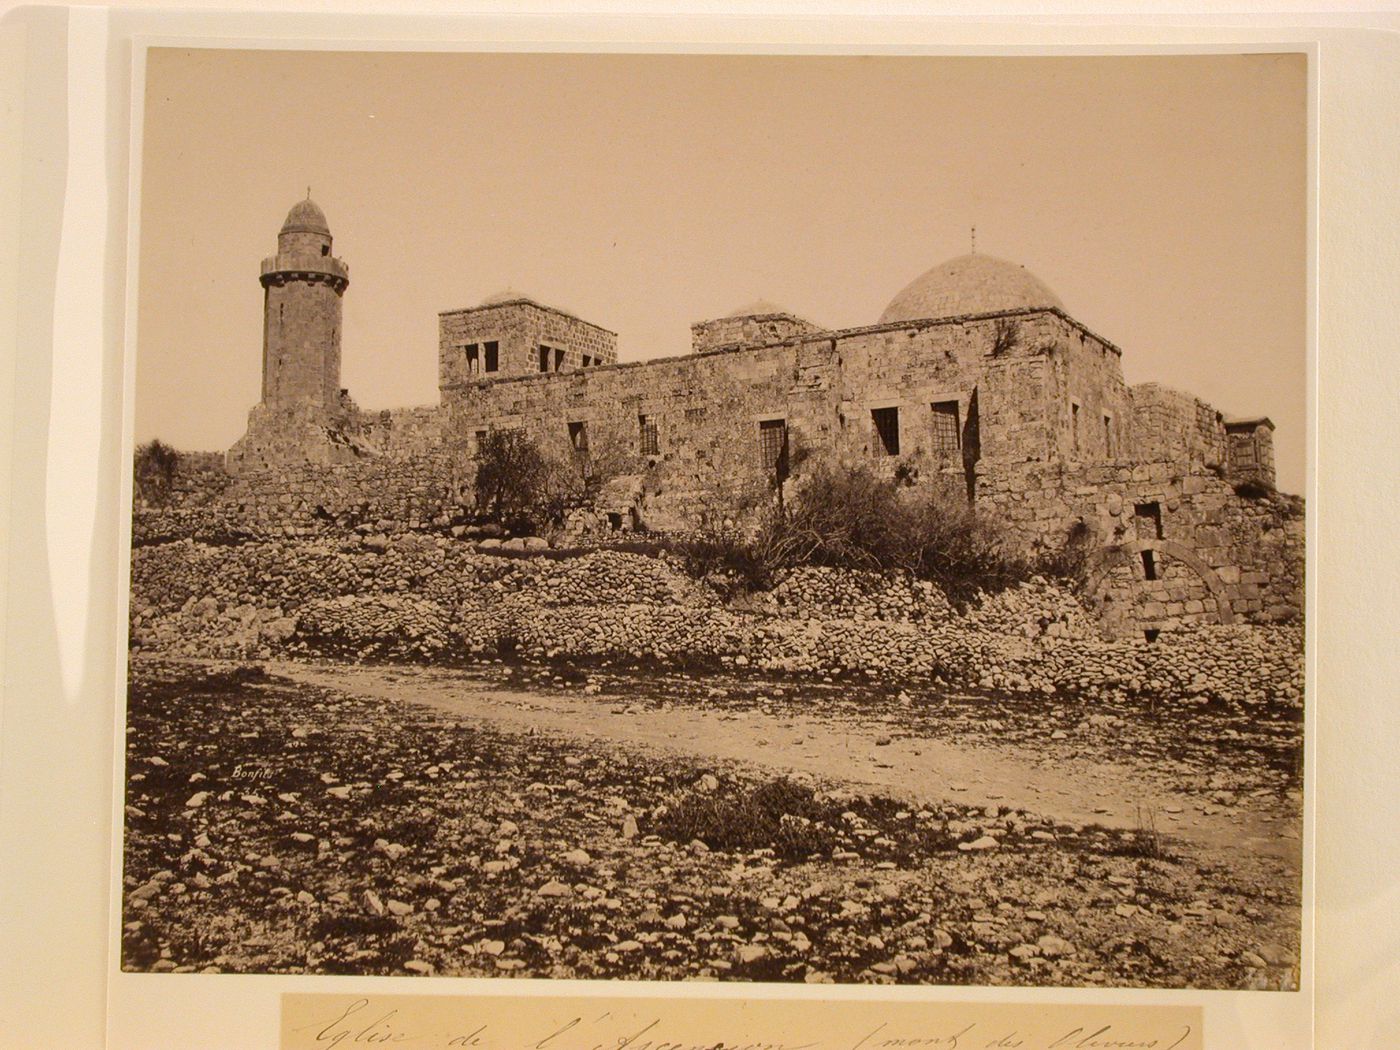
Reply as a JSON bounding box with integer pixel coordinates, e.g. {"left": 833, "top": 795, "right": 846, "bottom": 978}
{"left": 259, "top": 253, "right": 349, "bottom": 288}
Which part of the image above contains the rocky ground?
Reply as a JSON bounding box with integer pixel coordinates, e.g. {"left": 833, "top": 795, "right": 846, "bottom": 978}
{"left": 120, "top": 658, "right": 1302, "bottom": 989}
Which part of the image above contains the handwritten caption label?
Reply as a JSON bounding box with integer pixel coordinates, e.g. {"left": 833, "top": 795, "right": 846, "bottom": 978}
{"left": 281, "top": 993, "right": 1201, "bottom": 1050}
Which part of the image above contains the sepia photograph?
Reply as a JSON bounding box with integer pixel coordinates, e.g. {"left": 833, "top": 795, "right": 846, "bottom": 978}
{"left": 119, "top": 47, "right": 1307, "bottom": 992}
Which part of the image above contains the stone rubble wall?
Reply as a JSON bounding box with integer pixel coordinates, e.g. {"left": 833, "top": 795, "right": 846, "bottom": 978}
{"left": 977, "top": 460, "right": 1304, "bottom": 630}
{"left": 691, "top": 313, "right": 824, "bottom": 354}
{"left": 128, "top": 537, "right": 1301, "bottom": 710}
{"left": 1130, "top": 383, "right": 1229, "bottom": 471}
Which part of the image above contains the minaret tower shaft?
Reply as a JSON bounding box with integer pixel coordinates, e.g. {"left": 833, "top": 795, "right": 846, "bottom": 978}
{"left": 259, "top": 195, "right": 349, "bottom": 408}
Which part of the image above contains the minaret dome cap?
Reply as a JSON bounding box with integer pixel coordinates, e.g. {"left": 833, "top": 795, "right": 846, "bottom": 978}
{"left": 280, "top": 197, "right": 331, "bottom": 237}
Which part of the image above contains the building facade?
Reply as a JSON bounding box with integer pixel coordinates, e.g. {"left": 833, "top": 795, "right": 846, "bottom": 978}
{"left": 212, "top": 197, "right": 1302, "bottom": 637}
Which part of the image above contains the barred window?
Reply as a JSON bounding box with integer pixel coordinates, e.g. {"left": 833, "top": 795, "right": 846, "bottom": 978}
{"left": 759, "top": 418, "right": 788, "bottom": 472}
{"left": 639, "top": 414, "right": 659, "bottom": 456}
{"left": 931, "top": 401, "right": 960, "bottom": 454}
{"left": 872, "top": 406, "right": 900, "bottom": 456}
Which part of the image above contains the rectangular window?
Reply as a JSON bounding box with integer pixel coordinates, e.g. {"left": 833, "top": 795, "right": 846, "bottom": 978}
{"left": 473, "top": 429, "right": 488, "bottom": 454}
{"left": 1140, "top": 549, "right": 1158, "bottom": 581}
{"left": 872, "top": 406, "right": 900, "bottom": 456}
{"left": 639, "top": 414, "right": 659, "bottom": 456}
{"left": 483, "top": 342, "right": 499, "bottom": 373}
{"left": 1134, "top": 501, "right": 1164, "bottom": 541}
{"left": 1103, "top": 414, "right": 1114, "bottom": 456}
{"left": 758, "top": 418, "right": 788, "bottom": 472}
{"left": 568, "top": 420, "right": 588, "bottom": 455}
{"left": 465, "top": 343, "right": 480, "bottom": 375}
{"left": 539, "top": 344, "right": 566, "bottom": 372}
{"left": 685, "top": 406, "right": 706, "bottom": 423}
{"left": 931, "top": 400, "right": 960, "bottom": 455}
{"left": 581, "top": 354, "right": 592, "bottom": 368}
{"left": 1071, "top": 401, "right": 1081, "bottom": 453}
{"left": 1235, "top": 439, "right": 1258, "bottom": 465}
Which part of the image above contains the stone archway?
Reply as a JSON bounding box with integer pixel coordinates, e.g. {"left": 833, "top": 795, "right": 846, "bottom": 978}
{"left": 1084, "top": 538, "right": 1235, "bottom": 636}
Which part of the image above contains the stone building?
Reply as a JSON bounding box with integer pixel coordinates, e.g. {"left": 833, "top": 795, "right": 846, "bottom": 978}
{"left": 204, "top": 197, "right": 1302, "bottom": 637}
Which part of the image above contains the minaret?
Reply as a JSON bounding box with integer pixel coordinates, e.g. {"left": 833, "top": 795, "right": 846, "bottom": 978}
{"left": 259, "top": 195, "right": 349, "bottom": 409}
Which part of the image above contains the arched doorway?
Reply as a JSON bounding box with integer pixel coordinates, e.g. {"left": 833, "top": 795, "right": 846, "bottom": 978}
{"left": 1084, "top": 538, "right": 1234, "bottom": 639}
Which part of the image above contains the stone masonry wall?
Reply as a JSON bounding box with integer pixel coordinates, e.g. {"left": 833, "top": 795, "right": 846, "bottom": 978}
{"left": 977, "top": 459, "right": 1304, "bottom": 634}
{"left": 691, "top": 313, "right": 824, "bottom": 354}
{"left": 1130, "top": 383, "right": 1229, "bottom": 471}
{"left": 439, "top": 299, "right": 617, "bottom": 387}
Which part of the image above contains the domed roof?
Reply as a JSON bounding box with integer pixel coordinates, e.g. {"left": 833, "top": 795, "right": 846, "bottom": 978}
{"left": 879, "top": 253, "right": 1063, "bottom": 324}
{"left": 725, "top": 299, "right": 792, "bottom": 318}
{"left": 480, "top": 288, "right": 530, "bottom": 306}
{"left": 280, "top": 197, "right": 330, "bottom": 236}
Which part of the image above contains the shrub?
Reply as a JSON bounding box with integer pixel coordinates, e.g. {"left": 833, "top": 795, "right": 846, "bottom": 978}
{"left": 1233, "top": 478, "right": 1274, "bottom": 500}
{"left": 767, "top": 461, "right": 1034, "bottom": 602}
{"left": 134, "top": 439, "right": 181, "bottom": 507}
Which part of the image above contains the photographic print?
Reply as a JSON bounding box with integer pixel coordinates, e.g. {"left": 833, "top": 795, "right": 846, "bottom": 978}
{"left": 120, "top": 48, "right": 1306, "bottom": 991}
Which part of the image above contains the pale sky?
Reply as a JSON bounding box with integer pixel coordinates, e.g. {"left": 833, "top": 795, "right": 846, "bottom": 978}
{"left": 136, "top": 49, "right": 1307, "bottom": 493}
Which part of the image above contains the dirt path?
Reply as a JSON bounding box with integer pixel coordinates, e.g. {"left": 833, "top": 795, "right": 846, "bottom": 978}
{"left": 270, "top": 661, "right": 1300, "bottom": 872}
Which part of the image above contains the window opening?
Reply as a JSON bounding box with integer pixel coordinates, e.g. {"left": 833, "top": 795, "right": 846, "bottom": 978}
{"left": 758, "top": 418, "right": 788, "bottom": 472}
{"left": 931, "top": 401, "right": 960, "bottom": 455}
{"left": 483, "top": 342, "right": 499, "bottom": 373}
{"left": 1141, "top": 549, "right": 1158, "bottom": 581}
{"left": 465, "top": 344, "right": 479, "bottom": 375}
{"left": 568, "top": 420, "right": 589, "bottom": 455}
{"left": 1071, "top": 401, "right": 1081, "bottom": 453}
{"left": 1134, "top": 501, "right": 1164, "bottom": 540}
{"left": 639, "top": 414, "right": 659, "bottom": 456}
{"left": 872, "top": 407, "right": 900, "bottom": 456}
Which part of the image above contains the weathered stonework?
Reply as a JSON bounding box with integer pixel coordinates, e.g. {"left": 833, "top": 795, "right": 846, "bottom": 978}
{"left": 180, "top": 199, "right": 1302, "bottom": 639}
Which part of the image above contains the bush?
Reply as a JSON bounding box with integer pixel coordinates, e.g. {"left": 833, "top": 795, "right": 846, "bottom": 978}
{"left": 666, "top": 461, "right": 1040, "bottom": 602}
{"left": 474, "top": 429, "right": 634, "bottom": 534}
{"left": 134, "top": 439, "right": 181, "bottom": 507}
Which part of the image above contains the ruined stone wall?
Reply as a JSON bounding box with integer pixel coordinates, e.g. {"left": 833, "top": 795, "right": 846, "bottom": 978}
{"left": 691, "top": 313, "right": 823, "bottom": 354}
{"left": 977, "top": 459, "right": 1304, "bottom": 634}
{"left": 144, "top": 408, "right": 457, "bottom": 543}
{"left": 214, "top": 455, "right": 462, "bottom": 537}
{"left": 439, "top": 299, "right": 617, "bottom": 387}
{"left": 1130, "top": 383, "right": 1229, "bottom": 471}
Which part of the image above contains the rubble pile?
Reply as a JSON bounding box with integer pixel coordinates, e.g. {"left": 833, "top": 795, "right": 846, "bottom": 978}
{"left": 129, "top": 536, "right": 1302, "bottom": 708}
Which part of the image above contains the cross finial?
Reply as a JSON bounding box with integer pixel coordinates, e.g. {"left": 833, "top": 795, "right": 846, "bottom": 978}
{"left": 971, "top": 225, "right": 977, "bottom": 254}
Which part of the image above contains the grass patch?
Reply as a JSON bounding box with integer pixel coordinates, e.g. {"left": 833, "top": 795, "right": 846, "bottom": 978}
{"left": 652, "top": 777, "right": 843, "bottom": 860}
